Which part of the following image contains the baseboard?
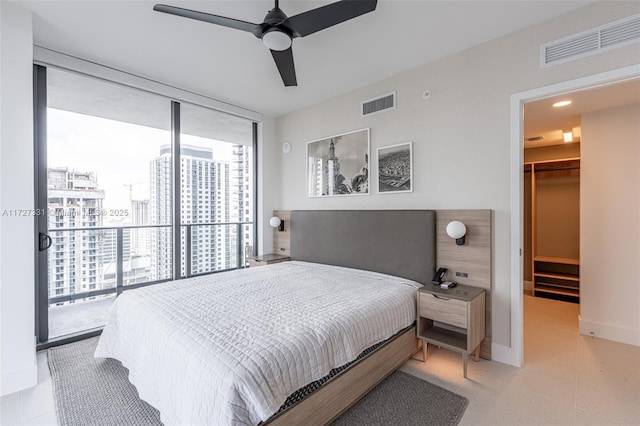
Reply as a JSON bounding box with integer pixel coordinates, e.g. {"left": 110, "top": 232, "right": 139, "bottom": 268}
{"left": 491, "top": 342, "right": 517, "bottom": 366}
{"left": 1, "top": 361, "right": 37, "bottom": 396}
{"left": 579, "top": 317, "right": 640, "bottom": 347}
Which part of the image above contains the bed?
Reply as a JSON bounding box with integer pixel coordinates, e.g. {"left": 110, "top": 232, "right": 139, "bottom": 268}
{"left": 95, "top": 210, "right": 436, "bottom": 425}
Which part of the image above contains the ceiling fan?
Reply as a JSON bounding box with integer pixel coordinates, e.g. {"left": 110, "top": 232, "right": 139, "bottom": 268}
{"left": 153, "top": 0, "right": 378, "bottom": 87}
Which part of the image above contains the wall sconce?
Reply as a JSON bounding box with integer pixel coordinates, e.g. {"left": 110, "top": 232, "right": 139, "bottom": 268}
{"left": 270, "top": 216, "right": 284, "bottom": 232}
{"left": 446, "top": 221, "right": 466, "bottom": 245}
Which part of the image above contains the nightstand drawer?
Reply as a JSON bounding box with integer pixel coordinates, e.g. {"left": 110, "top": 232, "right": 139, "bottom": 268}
{"left": 419, "top": 293, "right": 467, "bottom": 329}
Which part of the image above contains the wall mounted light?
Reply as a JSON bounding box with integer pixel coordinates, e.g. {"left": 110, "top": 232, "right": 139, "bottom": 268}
{"left": 446, "top": 221, "right": 467, "bottom": 245}
{"left": 270, "top": 216, "right": 284, "bottom": 232}
{"left": 563, "top": 129, "right": 573, "bottom": 143}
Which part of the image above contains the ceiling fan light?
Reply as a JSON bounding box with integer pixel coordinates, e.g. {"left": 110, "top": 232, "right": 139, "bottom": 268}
{"left": 262, "top": 29, "right": 291, "bottom": 51}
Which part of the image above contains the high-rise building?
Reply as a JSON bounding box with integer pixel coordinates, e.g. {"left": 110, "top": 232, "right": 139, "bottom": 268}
{"left": 101, "top": 202, "right": 152, "bottom": 290}
{"left": 101, "top": 221, "right": 131, "bottom": 265}
{"left": 231, "top": 144, "right": 253, "bottom": 262}
{"left": 47, "top": 167, "right": 105, "bottom": 301}
{"left": 149, "top": 147, "right": 173, "bottom": 281}
{"left": 309, "top": 157, "right": 323, "bottom": 197}
{"left": 150, "top": 145, "right": 231, "bottom": 278}
{"left": 130, "top": 199, "right": 150, "bottom": 257}
{"left": 323, "top": 139, "right": 341, "bottom": 196}
{"left": 131, "top": 199, "right": 149, "bottom": 226}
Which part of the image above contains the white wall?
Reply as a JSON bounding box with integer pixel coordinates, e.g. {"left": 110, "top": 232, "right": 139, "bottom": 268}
{"left": 0, "top": 1, "right": 37, "bottom": 395}
{"left": 580, "top": 103, "right": 640, "bottom": 346}
{"left": 274, "top": 1, "right": 640, "bottom": 360}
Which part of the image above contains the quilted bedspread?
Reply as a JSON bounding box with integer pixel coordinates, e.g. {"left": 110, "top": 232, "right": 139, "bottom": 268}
{"left": 94, "top": 261, "right": 421, "bottom": 425}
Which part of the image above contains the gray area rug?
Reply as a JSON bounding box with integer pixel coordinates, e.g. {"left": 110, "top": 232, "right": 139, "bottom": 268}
{"left": 330, "top": 370, "right": 468, "bottom": 426}
{"left": 49, "top": 337, "right": 468, "bottom": 426}
{"left": 48, "top": 337, "right": 161, "bottom": 426}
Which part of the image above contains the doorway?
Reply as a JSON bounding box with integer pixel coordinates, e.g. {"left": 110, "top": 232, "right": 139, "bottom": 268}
{"left": 509, "top": 65, "right": 640, "bottom": 367}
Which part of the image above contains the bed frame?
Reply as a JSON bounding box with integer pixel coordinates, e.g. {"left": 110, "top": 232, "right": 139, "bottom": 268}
{"left": 265, "top": 210, "right": 436, "bottom": 425}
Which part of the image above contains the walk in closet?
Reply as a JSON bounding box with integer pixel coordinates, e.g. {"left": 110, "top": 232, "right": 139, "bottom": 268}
{"left": 524, "top": 158, "right": 580, "bottom": 303}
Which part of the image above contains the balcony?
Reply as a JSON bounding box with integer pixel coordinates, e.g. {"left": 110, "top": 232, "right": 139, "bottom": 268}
{"left": 49, "top": 295, "right": 115, "bottom": 339}
{"left": 44, "top": 222, "right": 253, "bottom": 340}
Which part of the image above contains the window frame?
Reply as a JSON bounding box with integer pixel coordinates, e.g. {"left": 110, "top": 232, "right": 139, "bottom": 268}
{"left": 34, "top": 62, "right": 259, "bottom": 349}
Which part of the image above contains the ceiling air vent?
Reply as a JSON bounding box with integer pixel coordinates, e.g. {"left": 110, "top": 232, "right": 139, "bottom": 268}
{"left": 541, "top": 13, "right": 640, "bottom": 67}
{"left": 361, "top": 91, "right": 396, "bottom": 117}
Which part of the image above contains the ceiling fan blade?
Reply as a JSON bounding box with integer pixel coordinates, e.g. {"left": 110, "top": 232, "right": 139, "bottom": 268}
{"left": 284, "top": 0, "right": 377, "bottom": 38}
{"left": 154, "top": 4, "right": 261, "bottom": 36}
{"left": 271, "top": 47, "right": 297, "bottom": 87}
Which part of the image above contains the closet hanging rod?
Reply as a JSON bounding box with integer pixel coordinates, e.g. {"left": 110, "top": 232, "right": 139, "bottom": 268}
{"left": 532, "top": 166, "right": 581, "bottom": 172}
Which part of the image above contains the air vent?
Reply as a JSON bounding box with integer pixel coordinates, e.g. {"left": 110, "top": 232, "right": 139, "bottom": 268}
{"left": 541, "top": 13, "right": 640, "bottom": 67}
{"left": 526, "top": 136, "right": 545, "bottom": 142}
{"left": 361, "top": 91, "right": 396, "bottom": 117}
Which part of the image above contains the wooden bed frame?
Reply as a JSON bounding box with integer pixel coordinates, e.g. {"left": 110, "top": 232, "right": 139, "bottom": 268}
{"left": 264, "top": 210, "right": 437, "bottom": 424}
{"left": 266, "top": 326, "right": 418, "bottom": 425}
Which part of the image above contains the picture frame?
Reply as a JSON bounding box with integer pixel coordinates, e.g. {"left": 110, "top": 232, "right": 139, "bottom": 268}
{"left": 376, "top": 142, "right": 413, "bottom": 194}
{"left": 306, "top": 128, "right": 370, "bottom": 197}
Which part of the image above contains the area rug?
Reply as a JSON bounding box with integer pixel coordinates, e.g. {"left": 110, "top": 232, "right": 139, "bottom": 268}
{"left": 48, "top": 337, "right": 468, "bottom": 426}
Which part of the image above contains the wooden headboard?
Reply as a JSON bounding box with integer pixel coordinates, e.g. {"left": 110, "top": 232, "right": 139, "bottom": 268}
{"left": 288, "top": 210, "right": 436, "bottom": 285}
{"left": 436, "top": 209, "right": 492, "bottom": 359}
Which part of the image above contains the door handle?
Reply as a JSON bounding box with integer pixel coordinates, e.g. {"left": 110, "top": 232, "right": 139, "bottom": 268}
{"left": 39, "top": 233, "right": 52, "bottom": 251}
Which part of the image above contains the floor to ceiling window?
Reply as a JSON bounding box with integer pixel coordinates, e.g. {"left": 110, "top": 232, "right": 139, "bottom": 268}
{"left": 35, "top": 65, "right": 257, "bottom": 346}
{"left": 179, "top": 103, "right": 254, "bottom": 277}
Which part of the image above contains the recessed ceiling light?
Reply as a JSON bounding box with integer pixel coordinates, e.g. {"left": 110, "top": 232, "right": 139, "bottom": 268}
{"left": 553, "top": 100, "right": 572, "bottom": 108}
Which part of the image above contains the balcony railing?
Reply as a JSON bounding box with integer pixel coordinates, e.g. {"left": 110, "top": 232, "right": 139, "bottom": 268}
{"left": 46, "top": 222, "right": 254, "bottom": 307}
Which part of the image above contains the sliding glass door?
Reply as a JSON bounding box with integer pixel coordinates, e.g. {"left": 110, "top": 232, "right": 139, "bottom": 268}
{"left": 35, "top": 66, "right": 257, "bottom": 346}
{"left": 180, "top": 102, "right": 254, "bottom": 276}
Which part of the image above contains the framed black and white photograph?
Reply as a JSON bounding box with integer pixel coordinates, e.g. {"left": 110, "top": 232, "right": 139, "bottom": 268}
{"left": 377, "top": 142, "right": 413, "bottom": 194}
{"left": 307, "top": 128, "right": 370, "bottom": 197}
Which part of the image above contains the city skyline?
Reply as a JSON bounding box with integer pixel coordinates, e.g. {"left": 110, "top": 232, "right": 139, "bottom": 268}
{"left": 46, "top": 108, "right": 254, "bottom": 305}
{"left": 47, "top": 108, "right": 237, "bottom": 220}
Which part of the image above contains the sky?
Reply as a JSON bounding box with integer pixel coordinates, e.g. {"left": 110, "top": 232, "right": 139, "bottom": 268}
{"left": 47, "top": 108, "right": 234, "bottom": 222}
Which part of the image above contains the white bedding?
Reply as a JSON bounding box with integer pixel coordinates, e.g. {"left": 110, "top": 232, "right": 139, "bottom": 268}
{"left": 95, "top": 261, "right": 421, "bottom": 426}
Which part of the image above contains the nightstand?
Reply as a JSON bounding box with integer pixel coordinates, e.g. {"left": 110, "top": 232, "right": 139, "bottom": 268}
{"left": 249, "top": 253, "right": 290, "bottom": 267}
{"left": 417, "top": 283, "right": 485, "bottom": 378}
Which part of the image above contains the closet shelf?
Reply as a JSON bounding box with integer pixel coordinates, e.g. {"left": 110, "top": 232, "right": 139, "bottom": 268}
{"left": 534, "top": 256, "right": 579, "bottom": 265}
{"left": 534, "top": 285, "right": 579, "bottom": 297}
{"left": 533, "top": 272, "right": 579, "bottom": 281}
{"left": 533, "top": 257, "right": 580, "bottom": 302}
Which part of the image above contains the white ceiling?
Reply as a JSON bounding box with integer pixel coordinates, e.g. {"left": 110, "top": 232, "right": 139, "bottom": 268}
{"left": 22, "top": 0, "right": 593, "bottom": 117}
{"left": 524, "top": 78, "right": 640, "bottom": 149}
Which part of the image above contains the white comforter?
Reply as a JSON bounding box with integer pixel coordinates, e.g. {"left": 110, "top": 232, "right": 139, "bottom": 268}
{"left": 95, "top": 261, "right": 421, "bottom": 426}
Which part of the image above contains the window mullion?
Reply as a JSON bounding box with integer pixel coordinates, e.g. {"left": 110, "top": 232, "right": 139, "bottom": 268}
{"left": 171, "top": 101, "right": 182, "bottom": 280}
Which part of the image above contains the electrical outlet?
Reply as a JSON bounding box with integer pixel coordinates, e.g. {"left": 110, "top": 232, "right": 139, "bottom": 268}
{"left": 456, "top": 272, "right": 468, "bottom": 278}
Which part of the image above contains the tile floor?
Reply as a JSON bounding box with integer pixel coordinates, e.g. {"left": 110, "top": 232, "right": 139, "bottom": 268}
{"left": 401, "top": 295, "right": 640, "bottom": 425}
{"left": 2, "top": 295, "right": 638, "bottom": 425}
